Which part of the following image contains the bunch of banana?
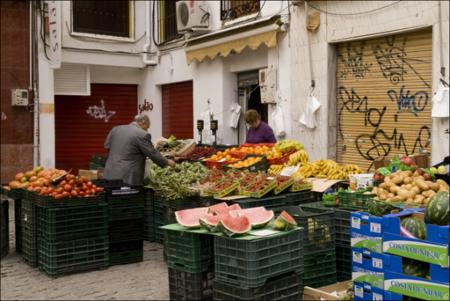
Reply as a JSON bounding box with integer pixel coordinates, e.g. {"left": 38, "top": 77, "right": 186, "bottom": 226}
{"left": 268, "top": 164, "right": 284, "bottom": 175}
{"left": 293, "top": 163, "right": 314, "bottom": 179}
{"left": 342, "top": 164, "right": 363, "bottom": 175}
{"left": 287, "top": 149, "right": 309, "bottom": 166}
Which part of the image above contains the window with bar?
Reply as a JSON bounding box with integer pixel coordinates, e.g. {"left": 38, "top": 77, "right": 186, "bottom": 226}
{"left": 72, "top": 0, "right": 131, "bottom": 38}
{"left": 221, "top": 0, "right": 260, "bottom": 21}
{"left": 157, "top": 0, "right": 182, "bottom": 44}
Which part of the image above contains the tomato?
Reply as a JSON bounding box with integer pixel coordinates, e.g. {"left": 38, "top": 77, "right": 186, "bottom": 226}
{"left": 62, "top": 191, "right": 70, "bottom": 198}
{"left": 56, "top": 187, "right": 63, "bottom": 193}
{"left": 47, "top": 187, "right": 54, "bottom": 193}
{"left": 54, "top": 193, "right": 64, "bottom": 200}
{"left": 63, "top": 184, "right": 72, "bottom": 192}
{"left": 79, "top": 191, "right": 86, "bottom": 196}
{"left": 92, "top": 184, "right": 97, "bottom": 189}
{"left": 60, "top": 180, "right": 67, "bottom": 186}
{"left": 71, "top": 190, "right": 78, "bottom": 197}
{"left": 82, "top": 184, "right": 87, "bottom": 190}
{"left": 95, "top": 187, "right": 103, "bottom": 193}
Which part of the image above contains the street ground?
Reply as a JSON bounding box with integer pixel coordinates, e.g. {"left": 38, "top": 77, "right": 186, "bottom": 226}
{"left": 1, "top": 201, "right": 169, "bottom": 300}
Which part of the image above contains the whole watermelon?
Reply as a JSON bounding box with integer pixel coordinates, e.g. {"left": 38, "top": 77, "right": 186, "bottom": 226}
{"left": 425, "top": 191, "right": 449, "bottom": 226}
{"left": 402, "top": 258, "right": 429, "bottom": 278}
{"left": 401, "top": 217, "right": 427, "bottom": 240}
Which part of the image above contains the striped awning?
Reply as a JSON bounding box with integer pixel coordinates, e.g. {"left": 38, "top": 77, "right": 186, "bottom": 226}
{"left": 185, "top": 15, "right": 282, "bottom": 64}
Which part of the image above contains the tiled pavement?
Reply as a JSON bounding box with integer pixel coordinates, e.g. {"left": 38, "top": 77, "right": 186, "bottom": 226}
{"left": 1, "top": 201, "right": 169, "bottom": 300}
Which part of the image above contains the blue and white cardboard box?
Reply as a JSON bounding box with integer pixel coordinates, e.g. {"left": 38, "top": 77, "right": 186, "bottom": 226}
{"left": 353, "top": 280, "right": 385, "bottom": 301}
{"left": 382, "top": 208, "right": 449, "bottom": 268}
{"left": 351, "top": 212, "right": 383, "bottom": 253}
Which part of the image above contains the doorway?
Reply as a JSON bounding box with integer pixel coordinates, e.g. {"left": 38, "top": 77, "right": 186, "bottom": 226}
{"left": 237, "top": 70, "right": 267, "bottom": 144}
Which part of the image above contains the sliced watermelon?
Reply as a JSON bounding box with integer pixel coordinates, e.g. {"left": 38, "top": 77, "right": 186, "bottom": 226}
{"left": 175, "top": 207, "right": 209, "bottom": 228}
{"left": 199, "top": 214, "right": 222, "bottom": 232}
{"left": 229, "top": 207, "right": 274, "bottom": 228}
{"left": 219, "top": 214, "right": 251, "bottom": 237}
{"left": 273, "top": 210, "right": 297, "bottom": 231}
{"left": 209, "top": 202, "right": 229, "bottom": 215}
{"left": 228, "top": 203, "right": 241, "bottom": 211}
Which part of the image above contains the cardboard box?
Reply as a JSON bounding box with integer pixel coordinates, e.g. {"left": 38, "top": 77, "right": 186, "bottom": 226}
{"left": 373, "top": 153, "right": 430, "bottom": 170}
{"left": 78, "top": 169, "right": 98, "bottom": 181}
{"left": 351, "top": 212, "right": 384, "bottom": 254}
{"left": 303, "top": 280, "right": 352, "bottom": 300}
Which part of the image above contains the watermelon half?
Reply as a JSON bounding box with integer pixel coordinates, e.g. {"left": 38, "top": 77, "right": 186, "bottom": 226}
{"left": 230, "top": 207, "right": 274, "bottom": 228}
{"left": 199, "top": 214, "right": 222, "bottom": 232}
{"left": 175, "top": 207, "right": 209, "bottom": 228}
{"left": 219, "top": 214, "right": 251, "bottom": 237}
{"left": 209, "top": 202, "right": 229, "bottom": 215}
{"left": 401, "top": 217, "right": 427, "bottom": 240}
{"left": 273, "top": 210, "right": 297, "bottom": 231}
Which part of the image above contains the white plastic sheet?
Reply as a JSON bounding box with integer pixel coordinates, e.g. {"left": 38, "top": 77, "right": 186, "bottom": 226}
{"left": 272, "top": 104, "right": 286, "bottom": 137}
{"left": 432, "top": 81, "right": 449, "bottom": 118}
{"left": 299, "top": 94, "right": 321, "bottom": 128}
{"left": 229, "top": 103, "right": 241, "bottom": 128}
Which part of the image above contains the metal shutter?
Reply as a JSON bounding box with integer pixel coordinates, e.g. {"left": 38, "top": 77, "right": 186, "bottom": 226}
{"left": 55, "top": 84, "right": 138, "bottom": 173}
{"left": 336, "top": 30, "right": 432, "bottom": 171}
{"left": 162, "top": 81, "right": 194, "bottom": 139}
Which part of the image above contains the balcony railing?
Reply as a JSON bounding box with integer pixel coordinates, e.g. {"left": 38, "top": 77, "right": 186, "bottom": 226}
{"left": 220, "top": 0, "right": 260, "bottom": 21}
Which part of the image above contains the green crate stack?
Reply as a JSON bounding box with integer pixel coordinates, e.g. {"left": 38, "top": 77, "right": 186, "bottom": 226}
{"left": 144, "top": 189, "right": 155, "bottom": 242}
{"left": 21, "top": 191, "right": 38, "bottom": 267}
{"left": 105, "top": 190, "right": 144, "bottom": 266}
{"left": 38, "top": 236, "right": 109, "bottom": 277}
{"left": 214, "top": 229, "right": 303, "bottom": 288}
{"left": 164, "top": 229, "right": 214, "bottom": 273}
{"left": 164, "top": 196, "right": 215, "bottom": 225}
{"left": 213, "top": 272, "right": 302, "bottom": 301}
{"left": 168, "top": 266, "right": 215, "bottom": 301}
{"left": 336, "top": 245, "right": 352, "bottom": 282}
{"left": 1, "top": 200, "right": 9, "bottom": 259}
{"left": 303, "top": 248, "right": 337, "bottom": 288}
{"left": 7, "top": 189, "right": 24, "bottom": 254}
{"left": 35, "top": 194, "right": 109, "bottom": 277}
{"left": 284, "top": 191, "right": 316, "bottom": 205}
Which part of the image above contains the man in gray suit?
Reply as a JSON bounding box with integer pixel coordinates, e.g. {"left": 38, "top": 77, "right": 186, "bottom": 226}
{"left": 104, "top": 114, "right": 175, "bottom": 186}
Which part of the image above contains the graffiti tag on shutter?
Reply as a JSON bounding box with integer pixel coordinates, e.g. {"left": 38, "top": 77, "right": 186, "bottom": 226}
{"left": 86, "top": 99, "right": 116, "bottom": 123}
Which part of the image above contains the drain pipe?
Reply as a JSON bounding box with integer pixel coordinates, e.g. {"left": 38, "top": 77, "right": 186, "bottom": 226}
{"left": 142, "top": 0, "right": 158, "bottom": 66}
{"left": 32, "top": 1, "right": 40, "bottom": 167}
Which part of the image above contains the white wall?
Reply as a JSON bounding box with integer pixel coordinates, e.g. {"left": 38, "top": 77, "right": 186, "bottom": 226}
{"left": 289, "top": 0, "right": 450, "bottom": 164}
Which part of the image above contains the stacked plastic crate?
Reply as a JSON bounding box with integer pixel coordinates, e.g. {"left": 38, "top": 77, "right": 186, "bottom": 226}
{"left": 164, "top": 228, "right": 215, "bottom": 300}
{"left": 1, "top": 199, "right": 9, "bottom": 258}
{"left": 351, "top": 211, "right": 385, "bottom": 300}
{"left": 21, "top": 191, "right": 38, "bottom": 267}
{"left": 382, "top": 209, "right": 449, "bottom": 301}
{"left": 333, "top": 208, "right": 353, "bottom": 281}
{"left": 35, "top": 193, "right": 109, "bottom": 277}
{"left": 106, "top": 187, "right": 144, "bottom": 266}
{"left": 143, "top": 188, "right": 155, "bottom": 242}
{"left": 213, "top": 229, "right": 304, "bottom": 300}
{"left": 295, "top": 205, "right": 337, "bottom": 288}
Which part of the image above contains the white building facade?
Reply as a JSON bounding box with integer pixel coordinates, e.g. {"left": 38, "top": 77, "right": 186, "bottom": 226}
{"left": 36, "top": 1, "right": 449, "bottom": 171}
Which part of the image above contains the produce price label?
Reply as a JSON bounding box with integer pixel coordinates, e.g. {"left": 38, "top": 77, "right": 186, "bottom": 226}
{"left": 352, "top": 217, "right": 361, "bottom": 229}
{"left": 370, "top": 222, "right": 381, "bottom": 234}
{"left": 353, "top": 250, "right": 363, "bottom": 264}
{"left": 372, "top": 257, "right": 383, "bottom": 269}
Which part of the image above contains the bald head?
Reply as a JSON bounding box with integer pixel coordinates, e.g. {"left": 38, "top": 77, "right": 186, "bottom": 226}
{"left": 134, "top": 114, "right": 150, "bottom": 131}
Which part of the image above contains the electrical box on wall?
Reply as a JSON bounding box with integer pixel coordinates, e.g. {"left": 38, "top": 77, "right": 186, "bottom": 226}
{"left": 259, "top": 67, "right": 277, "bottom": 104}
{"left": 11, "top": 89, "right": 29, "bottom": 106}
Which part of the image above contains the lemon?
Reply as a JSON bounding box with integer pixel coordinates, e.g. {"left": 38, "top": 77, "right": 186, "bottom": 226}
{"left": 437, "top": 165, "right": 446, "bottom": 175}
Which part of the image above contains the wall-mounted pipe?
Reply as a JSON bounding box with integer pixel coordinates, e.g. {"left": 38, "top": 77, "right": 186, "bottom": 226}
{"left": 142, "top": 0, "right": 158, "bottom": 66}
{"left": 32, "top": 1, "right": 40, "bottom": 167}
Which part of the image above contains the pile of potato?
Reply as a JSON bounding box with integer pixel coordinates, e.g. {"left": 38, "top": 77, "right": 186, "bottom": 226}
{"left": 373, "top": 169, "right": 449, "bottom": 205}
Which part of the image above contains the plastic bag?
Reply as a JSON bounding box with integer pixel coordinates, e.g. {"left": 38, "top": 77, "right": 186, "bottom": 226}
{"left": 271, "top": 104, "right": 286, "bottom": 137}
{"left": 229, "top": 103, "right": 241, "bottom": 128}
{"left": 432, "top": 81, "right": 449, "bottom": 117}
{"left": 299, "top": 95, "right": 321, "bottom": 128}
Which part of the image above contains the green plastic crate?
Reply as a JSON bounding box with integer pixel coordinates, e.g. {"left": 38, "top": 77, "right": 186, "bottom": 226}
{"left": 37, "top": 204, "right": 108, "bottom": 241}
{"left": 338, "top": 191, "right": 375, "bottom": 211}
{"left": 109, "top": 240, "right": 143, "bottom": 266}
{"left": 273, "top": 206, "right": 336, "bottom": 254}
{"left": 336, "top": 245, "right": 352, "bottom": 282}
{"left": 14, "top": 198, "right": 22, "bottom": 254}
{"left": 107, "top": 194, "right": 144, "bottom": 221}
{"left": 284, "top": 191, "right": 315, "bottom": 205}
{"left": 303, "top": 273, "right": 337, "bottom": 288}
{"left": 109, "top": 218, "right": 143, "bottom": 243}
{"left": 214, "top": 229, "right": 303, "bottom": 288}
{"left": 303, "top": 249, "right": 337, "bottom": 279}
{"left": 213, "top": 272, "right": 302, "bottom": 301}
{"left": 164, "top": 229, "right": 214, "bottom": 273}
{"left": 33, "top": 192, "right": 105, "bottom": 208}
{"left": 168, "top": 266, "right": 214, "bottom": 301}
{"left": 232, "top": 195, "right": 286, "bottom": 210}
{"left": 38, "top": 236, "right": 109, "bottom": 277}
{"left": 7, "top": 188, "right": 24, "bottom": 201}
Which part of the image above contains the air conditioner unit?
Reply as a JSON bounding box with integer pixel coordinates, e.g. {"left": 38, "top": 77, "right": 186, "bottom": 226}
{"left": 176, "top": 1, "right": 210, "bottom": 33}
